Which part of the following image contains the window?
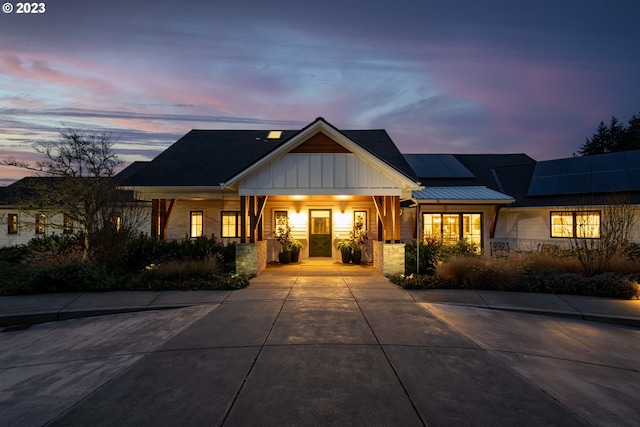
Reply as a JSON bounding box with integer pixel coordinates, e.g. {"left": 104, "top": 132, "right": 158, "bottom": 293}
{"left": 274, "top": 210, "right": 288, "bottom": 231}
{"left": 354, "top": 211, "right": 367, "bottom": 231}
{"left": 190, "top": 211, "right": 203, "bottom": 237}
{"left": 222, "top": 211, "right": 240, "bottom": 238}
{"left": 551, "top": 211, "right": 600, "bottom": 238}
{"left": 8, "top": 214, "right": 18, "bottom": 235}
{"left": 35, "top": 213, "right": 46, "bottom": 235}
{"left": 109, "top": 213, "right": 122, "bottom": 232}
{"left": 63, "top": 215, "right": 74, "bottom": 234}
{"left": 423, "top": 213, "right": 482, "bottom": 246}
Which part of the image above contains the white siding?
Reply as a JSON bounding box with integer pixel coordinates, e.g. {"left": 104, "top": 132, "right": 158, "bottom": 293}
{"left": 240, "top": 153, "right": 403, "bottom": 195}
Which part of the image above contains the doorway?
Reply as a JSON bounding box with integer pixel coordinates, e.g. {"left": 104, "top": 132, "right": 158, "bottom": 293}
{"left": 309, "top": 209, "right": 332, "bottom": 257}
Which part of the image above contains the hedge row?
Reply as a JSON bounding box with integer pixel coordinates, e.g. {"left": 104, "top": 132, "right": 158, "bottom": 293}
{"left": 388, "top": 270, "right": 640, "bottom": 300}
{"left": 0, "top": 261, "right": 248, "bottom": 296}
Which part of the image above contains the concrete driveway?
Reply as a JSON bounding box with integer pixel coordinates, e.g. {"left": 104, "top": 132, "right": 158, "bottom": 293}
{"left": 1, "top": 260, "right": 638, "bottom": 426}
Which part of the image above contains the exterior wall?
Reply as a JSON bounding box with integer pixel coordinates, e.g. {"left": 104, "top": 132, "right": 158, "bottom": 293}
{"left": 163, "top": 197, "right": 379, "bottom": 263}
{"left": 166, "top": 199, "right": 241, "bottom": 242}
{"left": 0, "top": 210, "right": 67, "bottom": 247}
{"left": 0, "top": 206, "right": 150, "bottom": 248}
{"left": 373, "top": 241, "right": 406, "bottom": 275}
{"left": 498, "top": 205, "right": 640, "bottom": 252}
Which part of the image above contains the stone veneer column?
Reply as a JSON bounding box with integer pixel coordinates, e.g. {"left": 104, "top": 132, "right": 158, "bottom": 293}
{"left": 235, "top": 241, "right": 267, "bottom": 277}
{"left": 373, "top": 241, "right": 405, "bottom": 276}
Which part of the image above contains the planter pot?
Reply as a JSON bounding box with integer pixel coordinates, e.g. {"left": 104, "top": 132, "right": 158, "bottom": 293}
{"left": 352, "top": 249, "right": 362, "bottom": 265}
{"left": 340, "top": 249, "right": 352, "bottom": 264}
{"left": 291, "top": 248, "right": 300, "bottom": 263}
{"left": 278, "top": 250, "right": 292, "bottom": 264}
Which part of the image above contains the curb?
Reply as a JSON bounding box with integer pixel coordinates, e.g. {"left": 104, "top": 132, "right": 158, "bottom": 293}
{"left": 0, "top": 305, "right": 190, "bottom": 329}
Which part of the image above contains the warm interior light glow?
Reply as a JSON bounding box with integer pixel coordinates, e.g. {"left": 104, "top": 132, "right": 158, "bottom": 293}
{"left": 267, "top": 130, "right": 282, "bottom": 139}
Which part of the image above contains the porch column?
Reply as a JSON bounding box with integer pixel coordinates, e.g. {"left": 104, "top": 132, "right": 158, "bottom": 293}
{"left": 151, "top": 198, "right": 175, "bottom": 240}
{"left": 373, "top": 195, "right": 402, "bottom": 243}
{"left": 240, "top": 196, "right": 248, "bottom": 243}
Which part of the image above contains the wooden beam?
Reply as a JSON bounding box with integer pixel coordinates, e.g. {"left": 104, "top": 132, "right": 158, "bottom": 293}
{"left": 240, "top": 196, "right": 247, "bottom": 243}
{"left": 255, "top": 196, "right": 267, "bottom": 241}
{"left": 383, "top": 196, "right": 392, "bottom": 242}
{"left": 163, "top": 199, "right": 176, "bottom": 239}
{"left": 392, "top": 196, "right": 401, "bottom": 242}
{"left": 372, "top": 196, "right": 385, "bottom": 241}
{"left": 151, "top": 199, "right": 159, "bottom": 239}
{"left": 490, "top": 205, "right": 501, "bottom": 239}
{"left": 249, "top": 196, "right": 256, "bottom": 243}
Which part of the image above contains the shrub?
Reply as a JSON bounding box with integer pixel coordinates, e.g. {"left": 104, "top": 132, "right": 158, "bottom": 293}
{"left": 435, "top": 256, "right": 520, "bottom": 291}
{"left": 438, "top": 239, "right": 481, "bottom": 261}
{"left": 404, "top": 238, "right": 441, "bottom": 275}
{"left": 0, "top": 262, "right": 113, "bottom": 295}
{"left": 512, "top": 252, "right": 583, "bottom": 275}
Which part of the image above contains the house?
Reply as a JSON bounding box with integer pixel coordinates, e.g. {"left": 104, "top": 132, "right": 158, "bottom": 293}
{"left": 119, "top": 117, "right": 421, "bottom": 275}
{"left": 0, "top": 174, "right": 150, "bottom": 248}
{"left": 3, "top": 117, "right": 639, "bottom": 275}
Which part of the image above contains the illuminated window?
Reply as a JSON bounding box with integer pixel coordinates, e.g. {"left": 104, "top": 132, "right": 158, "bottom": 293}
{"left": 190, "top": 211, "right": 203, "bottom": 238}
{"left": 551, "top": 212, "right": 573, "bottom": 237}
{"left": 8, "top": 214, "right": 18, "bottom": 235}
{"left": 551, "top": 211, "right": 600, "bottom": 238}
{"left": 110, "top": 213, "right": 122, "bottom": 232}
{"left": 267, "top": 130, "right": 282, "bottom": 139}
{"left": 63, "top": 215, "right": 74, "bottom": 234}
{"left": 222, "top": 211, "right": 240, "bottom": 238}
{"left": 354, "top": 211, "right": 367, "bottom": 231}
{"left": 274, "top": 210, "right": 288, "bottom": 230}
{"left": 35, "top": 213, "right": 46, "bottom": 235}
{"left": 423, "top": 213, "right": 482, "bottom": 246}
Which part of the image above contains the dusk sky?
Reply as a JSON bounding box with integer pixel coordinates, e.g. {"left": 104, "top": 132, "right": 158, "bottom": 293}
{"left": 1, "top": 0, "right": 639, "bottom": 184}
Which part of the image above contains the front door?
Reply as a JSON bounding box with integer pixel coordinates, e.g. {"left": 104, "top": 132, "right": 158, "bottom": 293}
{"left": 309, "top": 209, "right": 332, "bottom": 257}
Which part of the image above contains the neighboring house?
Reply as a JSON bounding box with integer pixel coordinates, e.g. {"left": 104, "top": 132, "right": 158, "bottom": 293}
{"left": 0, "top": 175, "right": 150, "bottom": 248}
{"left": 3, "top": 117, "right": 639, "bottom": 275}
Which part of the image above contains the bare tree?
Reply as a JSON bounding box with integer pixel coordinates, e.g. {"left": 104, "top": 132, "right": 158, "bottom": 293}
{"left": 2, "top": 129, "right": 148, "bottom": 261}
{"left": 567, "top": 194, "right": 637, "bottom": 276}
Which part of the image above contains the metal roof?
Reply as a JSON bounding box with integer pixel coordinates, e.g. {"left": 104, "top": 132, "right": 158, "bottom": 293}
{"left": 413, "top": 186, "right": 514, "bottom": 203}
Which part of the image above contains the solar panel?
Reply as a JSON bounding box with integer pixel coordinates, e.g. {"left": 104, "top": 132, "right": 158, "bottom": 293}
{"left": 528, "top": 150, "right": 640, "bottom": 196}
{"left": 404, "top": 154, "right": 474, "bottom": 178}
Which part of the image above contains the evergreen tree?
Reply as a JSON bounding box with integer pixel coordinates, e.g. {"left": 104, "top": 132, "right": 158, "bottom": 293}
{"left": 578, "top": 112, "right": 640, "bottom": 155}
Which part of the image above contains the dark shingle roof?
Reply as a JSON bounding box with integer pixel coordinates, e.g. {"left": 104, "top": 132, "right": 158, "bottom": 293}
{"left": 121, "top": 121, "right": 417, "bottom": 187}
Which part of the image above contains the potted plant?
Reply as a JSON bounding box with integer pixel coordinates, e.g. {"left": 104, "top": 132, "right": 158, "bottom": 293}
{"left": 336, "top": 239, "right": 353, "bottom": 264}
{"left": 290, "top": 239, "right": 303, "bottom": 262}
{"left": 275, "top": 216, "right": 292, "bottom": 264}
{"left": 349, "top": 214, "right": 368, "bottom": 265}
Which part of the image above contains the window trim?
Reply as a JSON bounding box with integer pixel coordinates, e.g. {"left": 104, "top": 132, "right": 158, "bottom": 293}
{"left": 221, "top": 211, "right": 241, "bottom": 238}
{"left": 8, "top": 213, "right": 18, "bottom": 235}
{"left": 35, "top": 213, "right": 46, "bottom": 235}
{"left": 422, "top": 212, "right": 483, "bottom": 247}
{"left": 190, "top": 210, "right": 204, "bottom": 238}
{"left": 63, "top": 214, "right": 74, "bottom": 234}
{"left": 354, "top": 210, "right": 368, "bottom": 231}
{"left": 550, "top": 210, "right": 601, "bottom": 239}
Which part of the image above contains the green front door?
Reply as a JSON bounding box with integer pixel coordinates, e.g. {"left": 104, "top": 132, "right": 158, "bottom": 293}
{"left": 309, "top": 209, "right": 332, "bottom": 257}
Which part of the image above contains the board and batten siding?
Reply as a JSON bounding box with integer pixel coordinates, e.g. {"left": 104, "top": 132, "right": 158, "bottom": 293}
{"left": 240, "top": 153, "right": 403, "bottom": 195}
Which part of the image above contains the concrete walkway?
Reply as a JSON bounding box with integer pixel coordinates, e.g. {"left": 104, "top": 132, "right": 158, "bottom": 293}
{"left": 1, "top": 260, "right": 639, "bottom": 426}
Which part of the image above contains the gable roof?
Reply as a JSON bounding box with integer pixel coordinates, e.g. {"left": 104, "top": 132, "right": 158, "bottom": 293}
{"left": 122, "top": 117, "right": 418, "bottom": 188}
